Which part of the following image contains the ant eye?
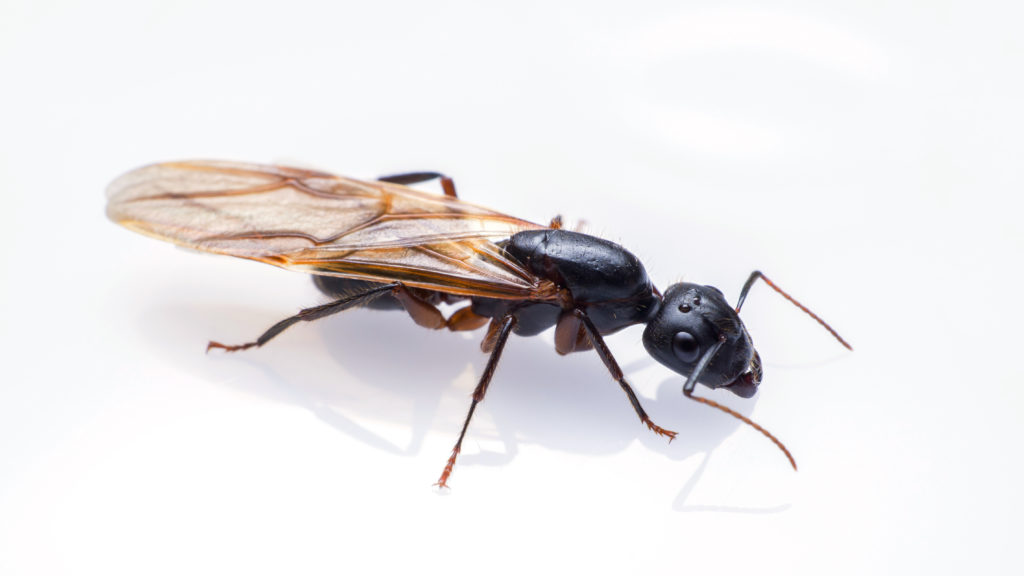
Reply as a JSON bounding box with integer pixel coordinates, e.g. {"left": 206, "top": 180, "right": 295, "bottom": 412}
{"left": 672, "top": 331, "right": 700, "bottom": 363}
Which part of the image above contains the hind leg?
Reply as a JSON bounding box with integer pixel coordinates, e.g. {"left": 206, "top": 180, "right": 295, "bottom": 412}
{"left": 313, "top": 276, "right": 404, "bottom": 310}
{"left": 378, "top": 172, "right": 457, "bottom": 198}
{"left": 207, "top": 282, "right": 400, "bottom": 352}
{"left": 314, "top": 276, "right": 487, "bottom": 331}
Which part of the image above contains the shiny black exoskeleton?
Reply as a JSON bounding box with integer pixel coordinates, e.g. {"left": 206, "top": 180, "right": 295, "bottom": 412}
{"left": 299, "top": 173, "right": 849, "bottom": 486}
{"left": 317, "top": 228, "right": 763, "bottom": 399}
{"left": 642, "top": 282, "right": 761, "bottom": 398}
{"left": 470, "top": 229, "right": 660, "bottom": 335}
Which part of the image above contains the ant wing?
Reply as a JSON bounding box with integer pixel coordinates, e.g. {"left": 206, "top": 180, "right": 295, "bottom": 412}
{"left": 107, "top": 160, "right": 557, "bottom": 300}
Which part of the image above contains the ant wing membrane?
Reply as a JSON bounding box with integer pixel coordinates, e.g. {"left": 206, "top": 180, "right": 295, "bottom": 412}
{"left": 107, "top": 160, "right": 557, "bottom": 300}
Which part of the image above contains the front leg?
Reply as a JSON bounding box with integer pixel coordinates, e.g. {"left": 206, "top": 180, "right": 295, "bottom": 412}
{"left": 573, "top": 309, "right": 677, "bottom": 441}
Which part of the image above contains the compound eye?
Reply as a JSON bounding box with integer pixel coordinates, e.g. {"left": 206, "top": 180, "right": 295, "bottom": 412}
{"left": 672, "top": 331, "right": 700, "bottom": 363}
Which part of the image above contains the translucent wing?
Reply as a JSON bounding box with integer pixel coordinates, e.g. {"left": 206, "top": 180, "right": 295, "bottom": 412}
{"left": 107, "top": 160, "right": 558, "bottom": 300}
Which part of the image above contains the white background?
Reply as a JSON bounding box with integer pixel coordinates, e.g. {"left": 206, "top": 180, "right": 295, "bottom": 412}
{"left": 2, "top": 1, "right": 1022, "bottom": 574}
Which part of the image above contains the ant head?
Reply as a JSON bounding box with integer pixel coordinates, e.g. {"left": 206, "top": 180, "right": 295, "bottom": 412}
{"left": 643, "top": 282, "right": 759, "bottom": 397}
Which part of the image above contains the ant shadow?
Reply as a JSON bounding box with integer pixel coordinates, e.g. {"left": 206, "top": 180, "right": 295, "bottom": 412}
{"left": 139, "top": 291, "right": 790, "bottom": 512}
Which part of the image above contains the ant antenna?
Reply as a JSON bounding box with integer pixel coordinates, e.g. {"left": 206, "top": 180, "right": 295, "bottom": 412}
{"left": 736, "top": 270, "right": 852, "bottom": 350}
{"left": 684, "top": 390, "right": 797, "bottom": 470}
{"left": 682, "top": 336, "right": 797, "bottom": 470}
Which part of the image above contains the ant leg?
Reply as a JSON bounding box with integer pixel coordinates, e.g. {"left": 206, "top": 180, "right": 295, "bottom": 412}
{"left": 447, "top": 305, "right": 490, "bottom": 332}
{"left": 207, "top": 282, "right": 400, "bottom": 352}
{"left": 553, "top": 310, "right": 578, "bottom": 355}
{"left": 546, "top": 215, "right": 588, "bottom": 232}
{"left": 573, "top": 309, "right": 677, "bottom": 441}
{"left": 436, "top": 314, "right": 517, "bottom": 488}
{"left": 553, "top": 310, "right": 594, "bottom": 355}
{"left": 736, "top": 270, "right": 851, "bottom": 350}
{"left": 378, "top": 172, "right": 457, "bottom": 198}
{"left": 315, "top": 277, "right": 485, "bottom": 332}
{"left": 390, "top": 288, "right": 489, "bottom": 332}
{"left": 390, "top": 285, "right": 447, "bottom": 329}
{"left": 208, "top": 282, "right": 484, "bottom": 353}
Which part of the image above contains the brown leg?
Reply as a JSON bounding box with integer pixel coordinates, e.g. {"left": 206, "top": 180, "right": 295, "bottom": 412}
{"left": 436, "top": 314, "right": 517, "bottom": 489}
{"left": 479, "top": 317, "right": 504, "bottom": 353}
{"left": 207, "top": 282, "right": 400, "bottom": 352}
{"left": 391, "top": 285, "right": 447, "bottom": 329}
{"left": 207, "top": 282, "right": 481, "bottom": 352}
{"left": 390, "top": 288, "right": 489, "bottom": 332}
{"left": 447, "top": 305, "right": 489, "bottom": 331}
{"left": 378, "top": 172, "right": 457, "bottom": 198}
{"left": 546, "top": 215, "right": 588, "bottom": 233}
{"left": 572, "top": 309, "right": 677, "bottom": 441}
{"left": 554, "top": 310, "right": 594, "bottom": 355}
{"left": 574, "top": 325, "right": 594, "bottom": 351}
{"left": 554, "top": 310, "right": 578, "bottom": 355}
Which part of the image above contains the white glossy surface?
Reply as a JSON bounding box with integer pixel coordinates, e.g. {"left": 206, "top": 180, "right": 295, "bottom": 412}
{"left": 2, "top": 1, "right": 1021, "bottom": 574}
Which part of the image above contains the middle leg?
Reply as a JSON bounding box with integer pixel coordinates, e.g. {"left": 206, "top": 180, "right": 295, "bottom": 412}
{"left": 436, "top": 314, "right": 517, "bottom": 488}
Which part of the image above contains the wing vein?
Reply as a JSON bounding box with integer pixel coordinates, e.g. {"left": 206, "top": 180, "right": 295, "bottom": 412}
{"left": 107, "top": 160, "right": 556, "bottom": 301}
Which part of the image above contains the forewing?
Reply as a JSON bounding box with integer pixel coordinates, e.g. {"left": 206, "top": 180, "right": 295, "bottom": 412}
{"left": 107, "top": 160, "right": 556, "bottom": 299}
